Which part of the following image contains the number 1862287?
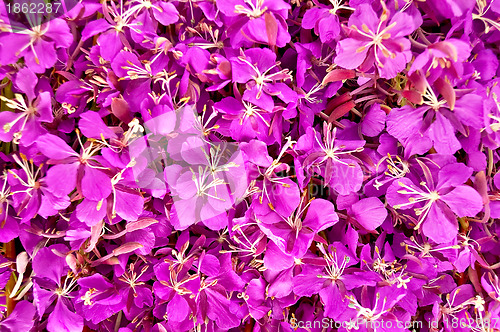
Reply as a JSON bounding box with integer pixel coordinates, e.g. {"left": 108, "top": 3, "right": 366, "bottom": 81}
{"left": 5, "top": 1, "right": 62, "bottom": 14}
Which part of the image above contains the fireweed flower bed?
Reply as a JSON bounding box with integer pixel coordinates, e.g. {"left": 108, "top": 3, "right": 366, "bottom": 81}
{"left": 0, "top": 0, "right": 499, "bottom": 331}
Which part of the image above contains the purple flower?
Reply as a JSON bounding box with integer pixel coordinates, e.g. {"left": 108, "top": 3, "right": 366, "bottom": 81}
{"left": 230, "top": 48, "right": 295, "bottom": 107}
{"left": 75, "top": 274, "right": 124, "bottom": 325}
{"left": 36, "top": 133, "right": 112, "bottom": 203}
{"left": 8, "top": 154, "right": 69, "bottom": 223}
{"left": 0, "top": 300, "right": 36, "bottom": 331}
{"left": 341, "top": 285, "right": 408, "bottom": 332}
{"left": 217, "top": 0, "right": 291, "bottom": 47}
{"left": 387, "top": 82, "right": 484, "bottom": 155}
{"left": 32, "top": 245, "right": 84, "bottom": 332}
{"left": 334, "top": 3, "right": 421, "bottom": 78}
{"left": 409, "top": 39, "right": 471, "bottom": 83}
{"left": 387, "top": 163, "right": 483, "bottom": 243}
{"left": 0, "top": 67, "right": 52, "bottom": 146}
{"left": 0, "top": 19, "right": 72, "bottom": 72}
{"left": 297, "top": 122, "right": 365, "bottom": 195}
{"left": 293, "top": 242, "right": 378, "bottom": 320}
{"left": 302, "top": 0, "right": 354, "bottom": 43}
{"left": 258, "top": 198, "right": 339, "bottom": 258}
{"left": 214, "top": 96, "right": 274, "bottom": 142}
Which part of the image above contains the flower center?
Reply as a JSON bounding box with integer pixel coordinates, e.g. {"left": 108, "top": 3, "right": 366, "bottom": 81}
{"left": 234, "top": 0, "right": 267, "bottom": 18}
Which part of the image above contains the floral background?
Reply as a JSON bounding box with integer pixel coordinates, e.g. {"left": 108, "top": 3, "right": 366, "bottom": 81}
{"left": 0, "top": 0, "right": 499, "bottom": 331}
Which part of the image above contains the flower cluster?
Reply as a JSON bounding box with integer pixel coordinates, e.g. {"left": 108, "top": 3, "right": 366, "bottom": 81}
{"left": 0, "top": 0, "right": 499, "bottom": 331}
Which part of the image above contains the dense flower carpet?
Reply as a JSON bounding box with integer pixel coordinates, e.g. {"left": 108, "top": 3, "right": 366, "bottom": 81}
{"left": 0, "top": 0, "right": 500, "bottom": 331}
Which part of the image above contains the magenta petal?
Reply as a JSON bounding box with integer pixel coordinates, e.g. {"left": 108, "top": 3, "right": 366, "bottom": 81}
{"left": 0, "top": 112, "right": 18, "bottom": 142}
{"left": 14, "top": 67, "right": 37, "bottom": 100}
{"left": 44, "top": 19, "right": 73, "bottom": 48}
{"left": 180, "top": 136, "right": 209, "bottom": 165}
{"left": 81, "top": 18, "right": 111, "bottom": 40}
{"left": 98, "top": 32, "right": 123, "bottom": 62}
{"left": 215, "top": 0, "right": 243, "bottom": 16}
{"left": 268, "top": 269, "right": 293, "bottom": 298}
{"left": 114, "top": 190, "right": 144, "bottom": 221}
{"left": 33, "top": 282, "right": 55, "bottom": 316}
{"left": 303, "top": 199, "right": 338, "bottom": 231}
{"left": 79, "top": 112, "right": 117, "bottom": 139}
{"left": 153, "top": 2, "right": 179, "bottom": 25}
{"left": 320, "top": 283, "right": 347, "bottom": 320}
{"left": 241, "top": 140, "right": 273, "bottom": 167}
{"left": 166, "top": 294, "right": 189, "bottom": 322}
{"left": 329, "top": 162, "right": 363, "bottom": 195}
{"left": 125, "top": 229, "right": 155, "bottom": 255}
{"left": 32, "top": 245, "right": 68, "bottom": 284}
{"left": 81, "top": 167, "right": 112, "bottom": 201}
{"left": 269, "top": 178, "right": 301, "bottom": 217}
{"left": 428, "top": 112, "right": 461, "bottom": 155}
{"left": 453, "top": 94, "right": 483, "bottom": 129}
{"left": 35, "top": 92, "right": 54, "bottom": 123}
{"left": 440, "top": 185, "right": 483, "bottom": 218}
{"left": 351, "top": 197, "right": 387, "bottom": 231}
{"left": 378, "top": 48, "right": 411, "bottom": 79}
{"left": 76, "top": 199, "right": 106, "bottom": 226}
{"left": 421, "top": 204, "right": 458, "bottom": 244}
{"left": 264, "top": 241, "right": 294, "bottom": 271}
{"left": 318, "top": 14, "right": 340, "bottom": 43}
{"left": 47, "top": 299, "right": 83, "bottom": 332}
{"left": 0, "top": 215, "right": 19, "bottom": 243}
{"left": 0, "top": 300, "right": 35, "bottom": 331}
{"left": 37, "top": 134, "right": 78, "bottom": 159}
{"left": 437, "top": 163, "right": 473, "bottom": 188}
{"left": 334, "top": 38, "right": 368, "bottom": 69}
{"left": 361, "top": 103, "right": 386, "bottom": 137}
{"left": 26, "top": 40, "right": 57, "bottom": 72}
{"left": 302, "top": 7, "right": 325, "bottom": 29}
{"left": 45, "top": 163, "right": 79, "bottom": 197}
{"left": 348, "top": 4, "right": 379, "bottom": 30}
{"left": 386, "top": 105, "right": 425, "bottom": 141}
{"left": 172, "top": 198, "right": 197, "bottom": 229}
{"left": 293, "top": 266, "right": 325, "bottom": 297}
{"left": 205, "top": 288, "right": 240, "bottom": 329}
{"left": 143, "top": 111, "right": 176, "bottom": 136}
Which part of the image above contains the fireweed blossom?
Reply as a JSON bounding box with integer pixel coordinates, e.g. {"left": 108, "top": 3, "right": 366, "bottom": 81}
{"left": 387, "top": 80, "right": 484, "bottom": 155}
{"left": 0, "top": 0, "right": 500, "bottom": 330}
{"left": 296, "top": 122, "right": 365, "bottom": 195}
{"left": 292, "top": 242, "right": 378, "bottom": 320}
{"left": 387, "top": 162, "right": 483, "bottom": 243}
{"left": 0, "top": 18, "right": 73, "bottom": 73}
{"left": 36, "top": 133, "right": 113, "bottom": 202}
{"left": 302, "top": 0, "right": 355, "bottom": 43}
{"left": 257, "top": 197, "right": 339, "bottom": 258}
{"left": 32, "top": 245, "right": 84, "bottom": 332}
{"left": 130, "top": 106, "right": 248, "bottom": 230}
{"left": 217, "top": 0, "right": 291, "bottom": 47}
{"left": 0, "top": 67, "right": 52, "bottom": 146}
{"left": 230, "top": 48, "right": 295, "bottom": 105}
{"left": 334, "top": 3, "right": 421, "bottom": 78}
